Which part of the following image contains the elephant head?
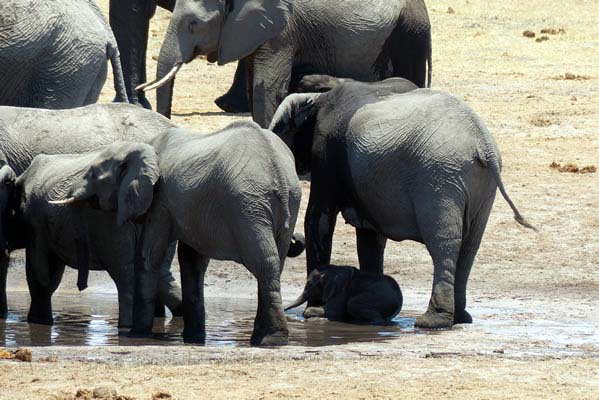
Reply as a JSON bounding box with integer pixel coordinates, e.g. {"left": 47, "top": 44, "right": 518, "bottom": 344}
{"left": 268, "top": 93, "right": 321, "bottom": 175}
{"left": 50, "top": 143, "right": 160, "bottom": 226}
{"left": 285, "top": 265, "right": 355, "bottom": 316}
{"left": 138, "top": 0, "right": 292, "bottom": 118}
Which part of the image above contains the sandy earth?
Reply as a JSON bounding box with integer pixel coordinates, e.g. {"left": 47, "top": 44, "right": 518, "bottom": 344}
{"left": 2, "top": 0, "right": 599, "bottom": 398}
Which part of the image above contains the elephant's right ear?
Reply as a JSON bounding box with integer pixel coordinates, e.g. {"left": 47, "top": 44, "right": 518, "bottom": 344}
{"left": 117, "top": 144, "right": 160, "bottom": 226}
{"left": 217, "top": 0, "right": 292, "bottom": 65}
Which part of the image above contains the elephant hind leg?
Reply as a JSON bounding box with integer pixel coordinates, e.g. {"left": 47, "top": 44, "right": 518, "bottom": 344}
{"left": 242, "top": 230, "right": 288, "bottom": 346}
{"left": 157, "top": 241, "right": 183, "bottom": 317}
{"left": 454, "top": 196, "right": 496, "bottom": 325}
{"left": 414, "top": 198, "right": 464, "bottom": 330}
{"left": 0, "top": 256, "right": 9, "bottom": 318}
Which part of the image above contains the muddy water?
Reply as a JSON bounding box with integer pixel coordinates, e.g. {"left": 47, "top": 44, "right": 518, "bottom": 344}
{"left": 0, "top": 292, "right": 420, "bottom": 347}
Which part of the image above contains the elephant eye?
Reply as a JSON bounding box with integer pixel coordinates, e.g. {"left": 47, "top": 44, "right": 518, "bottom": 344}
{"left": 188, "top": 21, "right": 198, "bottom": 34}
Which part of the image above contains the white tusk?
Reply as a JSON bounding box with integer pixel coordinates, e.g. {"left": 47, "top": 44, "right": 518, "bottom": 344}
{"left": 48, "top": 197, "right": 76, "bottom": 205}
{"left": 135, "top": 64, "right": 182, "bottom": 92}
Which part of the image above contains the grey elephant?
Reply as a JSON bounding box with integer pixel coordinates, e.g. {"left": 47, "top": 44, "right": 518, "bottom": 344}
{"left": 269, "top": 80, "right": 536, "bottom": 330}
{"left": 0, "top": 0, "right": 127, "bottom": 108}
{"left": 139, "top": 0, "right": 432, "bottom": 127}
{"left": 285, "top": 265, "right": 403, "bottom": 325}
{"left": 0, "top": 104, "right": 183, "bottom": 323}
{"left": 50, "top": 121, "right": 302, "bottom": 346}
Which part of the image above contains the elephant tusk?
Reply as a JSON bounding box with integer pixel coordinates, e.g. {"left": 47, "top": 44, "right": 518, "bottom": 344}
{"left": 48, "top": 197, "right": 77, "bottom": 205}
{"left": 136, "top": 64, "right": 182, "bottom": 92}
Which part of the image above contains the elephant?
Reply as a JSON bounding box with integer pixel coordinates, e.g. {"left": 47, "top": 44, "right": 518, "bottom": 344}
{"left": 109, "top": 0, "right": 176, "bottom": 108}
{"left": 0, "top": 0, "right": 128, "bottom": 108}
{"left": 268, "top": 80, "right": 536, "bottom": 330}
{"left": 285, "top": 265, "right": 403, "bottom": 325}
{"left": 0, "top": 104, "right": 183, "bottom": 323}
{"left": 139, "top": 0, "right": 432, "bottom": 127}
{"left": 50, "top": 121, "right": 303, "bottom": 346}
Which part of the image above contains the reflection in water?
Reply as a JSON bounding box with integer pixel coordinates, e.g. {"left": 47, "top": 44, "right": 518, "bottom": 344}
{"left": 0, "top": 292, "right": 418, "bottom": 347}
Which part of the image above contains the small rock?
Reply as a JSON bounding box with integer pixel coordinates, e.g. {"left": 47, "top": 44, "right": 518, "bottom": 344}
{"left": 152, "top": 392, "right": 173, "bottom": 399}
{"left": 522, "top": 30, "right": 535, "bottom": 38}
{"left": 447, "top": 6, "right": 455, "bottom": 14}
{"left": 93, "top": 387, "right": 117, "bottom": 399}
{"left": 536, "top": 35, "right": 549, "bottom": 42}
{"left": 14, "top": 348, "right": 32, "bottom": 362}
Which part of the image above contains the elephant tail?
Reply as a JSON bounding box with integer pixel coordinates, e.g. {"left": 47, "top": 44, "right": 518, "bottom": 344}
{"left": 477, "top": 142, "right": 537, "bottom": 231}
{"left": 107, "top": 42, "right": 129, "bottom": 103}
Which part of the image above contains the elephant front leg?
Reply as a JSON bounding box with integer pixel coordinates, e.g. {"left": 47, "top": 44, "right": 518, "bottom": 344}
{"left": 177, "top": 242, "right": 209, "bottom": 344}
{"left": 0, "top": 254, "right": 8, "bottom": 318}
{"left": 25, "top": 250, "right": 65, "bottom": 325}
{"left": 305, "top": 196, "right": 339, "bottom": 277}
{"left": 356, "top": 228, "right": 387, "bottom": 275}
{"left": 157, "top": 241, "right": 183, "bottom": 317}
{"left": 130, "top": 214, "right": 171, "bottom": 338}
{"left": 251, "top": 46, "right": 294, "bottom": 128}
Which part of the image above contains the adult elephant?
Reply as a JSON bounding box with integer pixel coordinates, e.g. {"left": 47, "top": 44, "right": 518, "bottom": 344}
{"left": 140, "top": 0, "right": 432, "bottom": 127}
{"left": 109, "top": 0, "right": 176, "bottom": 108}
{"left": 0, "top": 104, "right": 183, "bottom": 323}
{"left": 0, "top": 0, "right": 127, "bottom": 108}
{"left": 268, "top": 79, "right": 536, "bottom": 329}
{"left": 51, "top": 122, "right": 303, "bottom": 346}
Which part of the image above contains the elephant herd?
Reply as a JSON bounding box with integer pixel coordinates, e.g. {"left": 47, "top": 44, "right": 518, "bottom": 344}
{"left": 0, "top": 0, "right": 534, "bottom": 346}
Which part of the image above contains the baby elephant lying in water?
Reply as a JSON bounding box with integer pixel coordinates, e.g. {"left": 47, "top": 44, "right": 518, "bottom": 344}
{"left": 285, "top": 265, "right": 402, "bottom": 325}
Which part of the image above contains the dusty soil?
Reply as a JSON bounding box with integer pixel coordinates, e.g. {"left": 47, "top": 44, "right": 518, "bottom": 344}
{"left": 2, "top": 0, "right": 599, "bottom": 398}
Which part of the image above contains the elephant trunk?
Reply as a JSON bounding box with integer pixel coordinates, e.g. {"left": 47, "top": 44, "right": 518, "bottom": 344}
{"left": 154, "top": 26, "right": 187, "bottom": 119}
{"left": 284, "top": 290, "right": 310, "bottom": 312}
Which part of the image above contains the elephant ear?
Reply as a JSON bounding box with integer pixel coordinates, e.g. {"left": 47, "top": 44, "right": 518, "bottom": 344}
{"left": 117, "top": 145, "right": 160, "bottom": 226}
{"left": 217, "top": 0, "right": 292, "bottom": 65}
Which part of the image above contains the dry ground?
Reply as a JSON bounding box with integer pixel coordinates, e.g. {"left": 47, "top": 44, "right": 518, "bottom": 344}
{"left": 1, "top": 0, "right": 599, "bottom": 398}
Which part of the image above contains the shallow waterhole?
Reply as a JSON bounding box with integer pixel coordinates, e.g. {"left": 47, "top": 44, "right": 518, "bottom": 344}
{"left": 0, "top": 292, "right": 423, "bottom": 347}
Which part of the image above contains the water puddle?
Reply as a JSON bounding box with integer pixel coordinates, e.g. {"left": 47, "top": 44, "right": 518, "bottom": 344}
{"left": 0, "top": 292, "right": 421, "bottom": 347}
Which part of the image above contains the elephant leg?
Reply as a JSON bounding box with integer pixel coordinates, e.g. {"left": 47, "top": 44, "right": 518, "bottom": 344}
{"left": 214, "top": 59, "right": 251, "bottom": 113}
{"left": 356, "top": 228, "right": 387, "bottom": 275}
{"left": 26, "top": 253, "right": 65, "bottom": 326}
{"left": 130, "top": 210, "right": 171, "bottom": 337}
{"left": 305, "top": 191, "right": 339, "bottom": 277}
{"left": 251, "top": 46, "right": 294, "bottom": 128}
{"left": 454, "top": 197, "right": 495, "bottom": 325}
{"left": 0, "top": 255, "right": 9, "bottom": 319}
{"left": 156, "top": 241, "right": 183, "bottom": 317}
{"left": 107, "top": 266, "right": 134, "bottom": 329}
{"left": 177, "top": 242, "right": 209, "bottom": 344}
{"left": 414, "top": 200, "right": 463, "bottom": 330}
{"left": 110, "top": 0, "right": 162, "bottom": 109}
{"left": 244, "top": 232, "right": 288, "bottom": 346}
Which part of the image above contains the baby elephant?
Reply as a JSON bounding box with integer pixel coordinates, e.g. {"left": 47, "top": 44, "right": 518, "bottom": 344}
{"left": 286, "top": 265, "right": 402, "bottom": 325}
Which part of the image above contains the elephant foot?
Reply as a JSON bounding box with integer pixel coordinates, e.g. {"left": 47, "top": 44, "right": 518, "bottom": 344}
{"left": 214, "top": 94, "right": 250, "bottom": 114}
{"left": 454, "top": 309, "right": 473, "bottom": 325}
{"left": 303, "top": 306, "right": 325, "bottom": 319}
{"left": 182, "top": 331, "right": 206, "bottom": 345}
{"left": 414, "top": 311, "right": 453, "bottom": 330}
{"left": 128, "top": 328, "right": 153, "bottom": 339}
{"left": 251, "top": 330, "right": 289, "bottom": 347}
{"left": 27, "top": 312, "right": 54, "bottom": 326}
